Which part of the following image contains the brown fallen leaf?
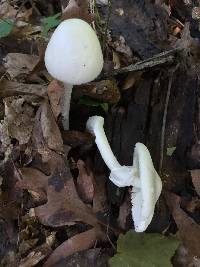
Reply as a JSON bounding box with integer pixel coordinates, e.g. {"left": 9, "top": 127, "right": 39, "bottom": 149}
{"left": 166, "top": 192, "right": 200, "bottom": 259}
{"left": 77, "top": 160, "right": 94, "bottom": 204}
{"left": 73, "top": 80, "right": 120, "bottom": 104}
{"left": 183, "top": 197, "right": 200, "bottom": 214}
{"left": 17, "top": 151, "right": 99, "bottom": 228}
{"left": 112, "top": 50, "right": 121, "bottom": 70}
{"left": 0, "top": 121, "right": 12, "bottom": 162}
{"left": 47, "top": 80, "right": 64, "bottom": 119}
{"left": 3, "top": 53, "right": 39, "bottom": 80}
{"left": 117, "top": 191, "right": 131, "bottom": 231}
{"left": 109, "top": 36, "right": 134, "bottom": 66}
{"left": 35, "top": 154, "right": 98, "bottom": 227}
{"left": 0, "top": 1, "right": 32, "bottom": 21}
{"left": 93, "top": 173, "right": 108, "bottom": 214}
{"left": 0, "top": 80, "right": 47, "bottom": 98}
{"left": 0, "top": 160, "right": 22, "bottom": 265}
{"left": 121, "top": 72, "right": 142, "bottom": 90}
{"left": 55, "top": 248, "right": 110, "bottom": 267}
{"left": 27, "top": 41, "right": 47, "bottom": 82}
{"left": 4, "top": 97, "right": 35, "bottom": 145}
{"left": 61, "top": 0, "right": 93, "bottom": 23}
{"left": 0, "top": 1, "right": 17, "bottom": 19}
{"left": 19, "top": 242, "right": 52, "bottom": 267}
{"left": 61, "top": 130, "right": 94, "bottom": 147}
{"left": 174, "top": 206, "right": 200, "bottom": 259}
{"left": 40, "top": 101, "right": 64, "bottom": 153}
{"left": 17, "top": 167, "right": 48, "bottom": 203}
{"left": 43, "top": 227, "right": 104, "bottom": 267}
{"left": 190, "top": 169, "right": 200, "bottom": 196}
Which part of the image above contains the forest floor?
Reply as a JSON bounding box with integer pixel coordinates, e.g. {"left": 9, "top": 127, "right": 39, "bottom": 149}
{"left": 0, "top": 0, "right": 200, "bottom": 266}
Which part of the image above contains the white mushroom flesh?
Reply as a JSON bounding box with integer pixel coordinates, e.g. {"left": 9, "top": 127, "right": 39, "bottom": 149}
{"left": 86, "top": 116, "right": 162, "bottom": 232}
{"left": 45, "top": 19, "right": 103, "bottom": 85}
{"left": 45, "top": 19, "right": 104, "bottom": 130}
{"left": 131, "top": 143, "right": 162, "bottom": 232}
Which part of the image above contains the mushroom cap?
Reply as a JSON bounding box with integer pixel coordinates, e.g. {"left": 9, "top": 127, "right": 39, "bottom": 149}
{"left": 45, "top": 18, "right": 103, "bottom": 85}
{"left": 131, "top": 143, "right": 162, "bottom": 232}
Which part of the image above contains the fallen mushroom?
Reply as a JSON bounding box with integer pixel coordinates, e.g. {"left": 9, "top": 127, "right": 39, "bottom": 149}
{"left": 86, "top": 115, "right": 162, "bottom": 232}
{"left": 45, "top": 18, "right": 103, "bottom": 130}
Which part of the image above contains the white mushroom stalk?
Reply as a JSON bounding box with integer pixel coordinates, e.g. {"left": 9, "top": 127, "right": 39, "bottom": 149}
{"left": 86, "top": 115, "right": 162, "bottom": 232}
{"left": 45, "top": 19, "right": 103, "bottom": 130}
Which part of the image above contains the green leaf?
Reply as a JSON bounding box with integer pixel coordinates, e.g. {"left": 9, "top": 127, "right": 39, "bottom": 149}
{"left": 41, "top": 13, "right": 61, "bottom": 36}
{"left": 78, "top": 96, "right": 108, "bottom": 112}
{"left": 0, "top": 19, "right": 14, "bottom": 38}
{"left": 167, "top": 147, "right": 176, "bottom": 156}
{"left": 109, "top": 231, "right": 179, "bottom": 267}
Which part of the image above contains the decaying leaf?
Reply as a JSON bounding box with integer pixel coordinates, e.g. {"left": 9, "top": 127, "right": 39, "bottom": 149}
{"left": 77, "top": 160, "right": 94, "bottom": 203}
{"left": 4, "top": 97, "right": 35, "bottom": 145}
{"left": 121, "top": 72, "right": 142, "bottom": 90}
{"left": 174, "top": 206, "right": 200, "bottom": 259}
{"left": 61, "top": 130, "right": 94, "bottom": 147}
{"left": 61, "top": 0, "right": 93, "bottom": 23}
{"left": 117, "top": 191, "right": 131, "bottom": 231}
{"left": 47, "top": 80, "right": 64, "bottom": 119}
{"left": 35, "top": 154, "right": 98, "bottom": 227}
{"left": 166, "top": 192, "right": 200, "bottom": 259}
{"left": 113, "top": 36, "right": 133, "bottom": 58}
{"left": 109, "top": 230, "right": 179, "bottom": 267}
{"left": 44, "top": 227, "right": 105, "bottom": 267}
{"left": 17, "top": 150, "right": 99, "bottom": 228}
{"left": 0, "top": 1, "right": 17, "bottom": 19}
{"left": 40, "top": 101, "right": 63, "bottom": 153}
{"left": 0, "top": 122, "right": 12, "bottom": 162}
{"left": 3, "top": 53, "right": 39, "bottom": 80}
{"left": 190, "top": 169, "right": 200, "bottom": 196}
{"left": 93, "top": 173, "right": 108, "bottom": 214}
{"left": 19, "top": 241, "right": 53, "bottom": 267}
{"left": 0, "top": 80, "right": 47, "bottom": 98}
{"left": 56, "top": 248, "right": 110, "bottom": 267}
{"left": 0, "top": 161, "right": 22, "bottom": 265}
{"left": 73, "top": 80, "right": 120, "bottom": 104}
{"left": 17, "top": 167, "right": 48, "bottom": 203}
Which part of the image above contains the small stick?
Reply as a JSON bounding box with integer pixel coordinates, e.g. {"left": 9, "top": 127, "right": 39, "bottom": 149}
{"left": 159, "top": 65, "right": 179, "bottom": 173}
{"left": 103, "top": 49, "right": 179, "bottom": 78}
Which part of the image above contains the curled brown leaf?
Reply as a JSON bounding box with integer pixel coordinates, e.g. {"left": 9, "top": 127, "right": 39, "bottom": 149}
{"left": 73, "top": 80, "right": 120, "bottom": 104}
{"left": 44, "top": 227, "right": 104, "bottom": 267}
{"left": 77, "top": 160, "right": 94, "bottom": 203}
{"left": 61, "top": 0, "right": 94, "bottom": 23}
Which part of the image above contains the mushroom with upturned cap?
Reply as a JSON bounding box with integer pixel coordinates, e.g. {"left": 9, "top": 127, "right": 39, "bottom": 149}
{"left": 45, "top": 18, "right": 103, "bottom": 130}
{"left": 86, "top": 115, "right": 162, "bottom": 232}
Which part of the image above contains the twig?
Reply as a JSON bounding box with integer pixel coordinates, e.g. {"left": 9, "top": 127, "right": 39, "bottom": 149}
{"left": 106, "top": 218, "right": 116, "bottom": 251}
{"left": 102, "top": 48, "right": 179, "bottom": 78}
{"left": 159, "top": 65, "right": 179, "bottom": 173}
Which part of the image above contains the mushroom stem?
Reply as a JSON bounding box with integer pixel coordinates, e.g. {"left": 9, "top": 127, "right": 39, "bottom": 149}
{"left": 62, "top": 83, "right": 73, "bottom": 130}
{"left": 86, "top": 116, "right": 135, "bottom": 187}
{"left": 86, "top": 116, "right": 121, "bottom": 171}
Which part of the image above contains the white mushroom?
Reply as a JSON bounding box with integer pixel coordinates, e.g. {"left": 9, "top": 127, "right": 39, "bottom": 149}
{"left": 86, "top": 115, "right": 162, "bottom": 232}
{"left": 45, "top": 18, "right": 103, "bottom": 130}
